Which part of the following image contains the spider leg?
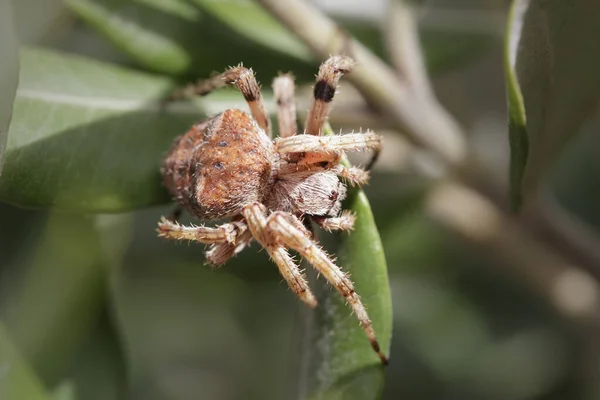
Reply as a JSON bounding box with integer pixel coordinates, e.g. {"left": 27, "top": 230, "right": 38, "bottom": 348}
{"left": 305, "top": 55, "right": 354, "bottom": 136}
{"left": 168, "top": 65, "right": 271, "bottom": 137}
{"left": 266, "top": 211, "right": 388, "bottom": 365}
{"left": 242, "top": 203, "right": 318, "bottom": 308}
{"left": 276, "top": 131, "right": 382, "bottom": 172}
{"left": 312, "top": 210, "right": 356, "bottom": 232}
{"left": 205, "top": 229, "right": 254, "bottom": 267}
{"left": 331, "top": 164, "right": 370, "bottom": 186}
{"left": 276, "top": 131, "right": 381, "bottom": 157}
{"left": 157, "top": 217, "right": 239, "bottom": 244}
{"left": 273, "top": 74, "right": 297, "bottom": 138}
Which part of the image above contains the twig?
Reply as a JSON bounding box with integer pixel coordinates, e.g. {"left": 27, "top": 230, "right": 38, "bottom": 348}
{"left": 426, "top": 182, "right": 600, "bottom": 326}
{"left": 384, "top": 0, "right": 433, "bottom": 96}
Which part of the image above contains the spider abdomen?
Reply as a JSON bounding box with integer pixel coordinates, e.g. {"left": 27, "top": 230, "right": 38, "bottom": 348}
{"left": 162, "top": 109, "right": 275, "bottom": 219}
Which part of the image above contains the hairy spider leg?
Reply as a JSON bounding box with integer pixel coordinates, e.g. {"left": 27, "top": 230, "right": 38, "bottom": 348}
{"left": 266, "top": 211, "right": 388, "bottom": 365}
{"left": 157, "top": 217, "right": 240, "bottom": 244}
{"left": 305, "top": 55, "right": 354, "bottom": 136}
{"left": 242, "top": 203, "right": 318, "bottom": 308}
{"left": 312, "top": 210, "right": 356, "bottom": 232}
{"left": 205, "top": 228, "right": 254, "bottom": 266}
{"left": 168, "top": 65, "right": 272, "bottom": 137}
{"left": 273, "top": 74, "right": 297, "bottom": 138}
{"left": 276, "top": 131, "right": 382, "bottom": 179}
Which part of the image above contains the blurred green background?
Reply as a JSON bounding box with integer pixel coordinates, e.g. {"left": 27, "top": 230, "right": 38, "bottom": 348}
{"left": 2, "top": 0, "right": 600, "bottom": 399}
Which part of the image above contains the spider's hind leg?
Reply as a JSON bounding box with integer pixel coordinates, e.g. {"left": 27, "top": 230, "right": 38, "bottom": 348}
{"left": 266, "top": 211, "right": 388, "bottom": 365}
{"left": 241, "top": 203, "right": 318, "bottom": 308}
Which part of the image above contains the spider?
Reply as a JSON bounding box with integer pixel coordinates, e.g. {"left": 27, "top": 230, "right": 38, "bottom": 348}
{"left": 157, "top": 56, "right": 387, "bottom": 365}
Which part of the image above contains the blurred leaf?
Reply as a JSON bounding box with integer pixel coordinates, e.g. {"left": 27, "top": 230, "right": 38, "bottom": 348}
{"left": 505, "top": 0, "right": 600, "bottom": 211}
{"left": 0, "top": 48, "right": 214, "bottom": 210}
{"left": 10, "top": 0, "right": 68, "bottom": 45}
{"left": 0, "top": 0, "right": 19, "bottom": 177}
{"left": 0, "top": 321, "right": 50, "bottom": 400}
{"left": 51, "top": 381, "right": 76, "bottom": 400}
{"left": 3, "top": 212, "right": 106, "bottom": 384}
{"left": 64, "top": 0, "right": 315, "bottom": 80}
{"left": 421, "top": 29, "right": 495, "bottom": 75}
{"left": 191, "top": 0, "right": 312, "bottom": 62}
{"left": 195, "top": 0, "right": 495, "bottom": 76}
{"left": 64, "top": 311, "right": 127, "bottom": 400}
{"left": 550, "top": 120, "right": 600, "bottom": 230}
{"left": 303, "top": 190, "right": 392, "bottom": 399}
{"left": 67, "top": 0, "right": 494, "bottom": 84}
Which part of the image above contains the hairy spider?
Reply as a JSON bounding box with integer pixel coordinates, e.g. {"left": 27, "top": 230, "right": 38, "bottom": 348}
{"left": 157, "top": 56, "right": 387, "bottom": 365}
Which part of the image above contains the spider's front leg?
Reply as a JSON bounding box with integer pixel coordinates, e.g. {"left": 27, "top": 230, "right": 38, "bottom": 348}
{"left": 276, "top": 132, "right": 382, "bottom": 180}
{"left": 242, "top": 203, "right": 318, "bottom": 308}
{"left": 157, "top": 217, "right": 241, "bottom": 245}
{"left": 266, "top": 211, "right": 388, "bottom": 365}
{"left": 276, "top": 131, "right": 382, "bottom": 161}
{"left": 166, "top": 65, "right": 271, "bottom": 136}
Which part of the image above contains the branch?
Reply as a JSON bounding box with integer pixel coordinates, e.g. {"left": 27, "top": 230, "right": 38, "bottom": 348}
{"left": 384, "top": 0, "right": 433, "bottom": 96}
{"left": 426, "top": 182, "right": 600, "bottom": 326}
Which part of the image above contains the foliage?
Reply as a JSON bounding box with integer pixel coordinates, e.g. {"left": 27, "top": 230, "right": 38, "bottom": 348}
{"left": 2, "top": 0, "right": 600, "bottom": 400}
{"left": 505, "top": 0, "right": 600, "bottom": 210}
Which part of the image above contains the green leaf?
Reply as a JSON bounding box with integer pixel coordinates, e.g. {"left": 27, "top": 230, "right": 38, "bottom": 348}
{"left": 303, "top": 190, "right": 392, "bottom": 400}
{"left": 51, "top": 381, "right": 77, "bottom": 400}
{"left": 2, "top": 211, "right": 106, "bottom": 384}
{"left": 0, "top": 0, "right": 19, "bottom": 176}
{"left": 66, "top": 0, "right": 494, "bottom": 84}
{"left": 0, "top": 321, "right": 50, "bottom": 400}
{"left": 190, "top": 0, "right": 312, "bottom": 62}
{"left": 422, "top": 29, "right": 495, "bottom": 75}
{"left": 63, "top": 311, "right": 127, "bottom": 400}
{"left": 64, "top": 0, "right": 315, "bottom": 80}
{"left": 505, "top": 0, "right": 600, "bottom": 211}
{"left": 0, "top": 47, "right": 220, "bottom": 210}
{"left": 11, "top": 0, "right": 66, "bottom": 45}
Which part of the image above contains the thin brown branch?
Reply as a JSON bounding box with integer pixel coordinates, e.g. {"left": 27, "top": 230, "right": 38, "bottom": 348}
{"left": 426, "top": 181, "right": 600, "bottom": 326}
{"left": 384, "top": 0, "right": 433, "bottom": 96}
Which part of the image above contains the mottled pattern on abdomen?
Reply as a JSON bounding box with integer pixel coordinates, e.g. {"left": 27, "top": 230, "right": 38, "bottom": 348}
{"left": 162, "top": 110, "right": 274, "bottom": 219}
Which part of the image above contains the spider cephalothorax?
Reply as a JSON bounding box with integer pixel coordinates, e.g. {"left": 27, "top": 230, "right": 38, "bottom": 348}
{"left": 158, "top": 56, "right": 387, "bottom": 365}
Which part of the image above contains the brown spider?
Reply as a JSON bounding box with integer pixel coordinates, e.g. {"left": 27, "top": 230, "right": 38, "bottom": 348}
{"left": 157, "top": 56, "right": 387, "bottom": 365}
